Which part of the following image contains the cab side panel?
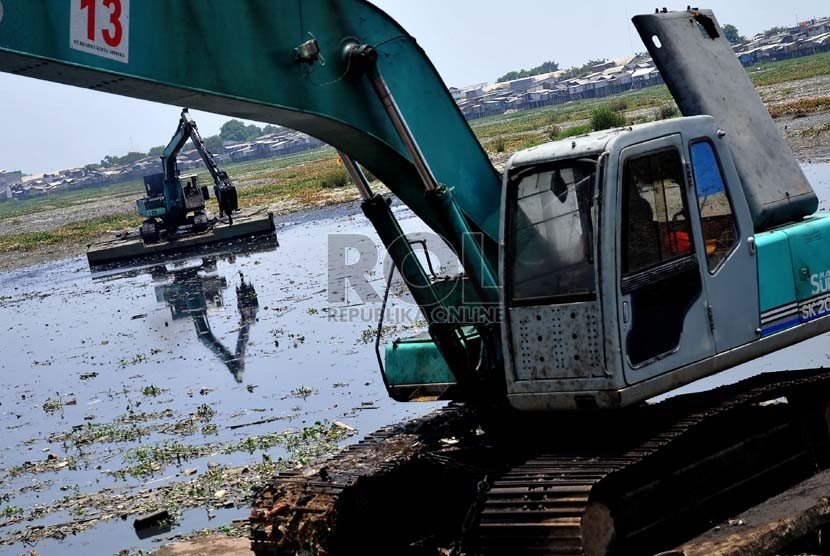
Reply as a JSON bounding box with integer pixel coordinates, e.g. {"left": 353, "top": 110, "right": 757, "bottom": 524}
{"left": 509, "top": 302, "right": 605, "bottom": 381}
{"left": 757, "top": 215, "right": 830, "bottom": 335}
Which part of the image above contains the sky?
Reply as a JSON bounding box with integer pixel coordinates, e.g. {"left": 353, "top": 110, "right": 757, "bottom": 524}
{"left": 0, "top": 1, "right": 826, "bottom": 174}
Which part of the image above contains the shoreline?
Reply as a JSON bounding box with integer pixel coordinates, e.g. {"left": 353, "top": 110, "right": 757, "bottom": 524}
{"left": 0, "top": 189, "right": 367, "bottom": 274}
{"left": 2, "top": 152, "right": 829, "bottom": 277}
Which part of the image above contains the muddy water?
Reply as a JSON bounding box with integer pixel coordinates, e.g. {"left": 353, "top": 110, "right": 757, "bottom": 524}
{"left": 1, "top": 164, "right": 830, "bottom": 555}
{"left": 0, "top": 200, "right": 441, "bottom": 555}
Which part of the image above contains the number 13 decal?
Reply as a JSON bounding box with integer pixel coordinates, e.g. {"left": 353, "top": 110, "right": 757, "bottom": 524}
{"left": 80, "top": 0, "right": 122, "bottom": 47}
{"left": 70, "top": 0, "right": 130, "bottom": 62}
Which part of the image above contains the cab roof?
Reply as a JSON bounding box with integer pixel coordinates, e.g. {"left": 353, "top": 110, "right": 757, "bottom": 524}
{"left": 507, "top": 116, "right": 715, "bottom": 170}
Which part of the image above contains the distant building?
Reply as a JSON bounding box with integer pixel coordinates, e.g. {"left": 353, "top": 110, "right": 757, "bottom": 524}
{"left": 0, "top": 170, "right": 22, "bottom": 200}
{"left": 449, "top": 15, "right": 827, "bottom": 121}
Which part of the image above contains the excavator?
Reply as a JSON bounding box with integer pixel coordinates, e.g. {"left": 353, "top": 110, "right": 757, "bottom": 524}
{"left": 137, "top": 108, "right": 240, "bottom": 243}
{"left": 2, "top": 2, "right": 830, "bottom": 554}
{"left": 86, "top": 108, "right": 274, "bottom": 267}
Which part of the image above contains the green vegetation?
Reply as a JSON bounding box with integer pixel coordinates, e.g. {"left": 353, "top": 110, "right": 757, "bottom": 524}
{"left": 220, "top": 119, "right": 281, "bottom": 142}
{"left": 658, "top": 104, "right": 679, "bottom": 120}
{"left": 470, "top": 85, "right": 673, "bottom": 141}
{"left": 202, "top": 134, "right": 225, "bottom": 153}
{"left": 748, "top": 52, "right": 830, "bottom": 87}
{"left": 289, "top": 386, "right": 315, "bottom": 400}
{"left": 722, "top": 23, "right": 747, "bottom": 45}
{"left": 97, "top": 138, "right": 223, "bottom": 167}
{"left": 768, "top": 96, "right": 830, "bottom": 118}
{"left": 232, "top": 421, "right": 346, "bottom": 465}
{"left": 497, "top": 60, "right": 560, "bottom": 83}
{"left": 96, "top": 117, "right": 284, "bottom": 168}
{"left": 0, "top": 211, "right": 142, "bottom": 253}
{"left": 141, "top": 384, "right": 163, "bottom": 397}
{"left": 555, "top": 124, "right": 593, "bottom": 139}
{"left": 119, "top": 353, "right": 149, "bottom": 368}
{"left": 795, "top": 122, "right": 830, "bottom": 137}
{"left": 69, "top": 505, "right": 87, "bottom": 519}
{"left": 590, "top": 107, "right": 626, "bottom": 130}
{"left": 195, "top": 403, "right": 215, "bottom": 420}
{"left": 0, "top": 176, "right": 144, "bottom": 221}
{"left": 120, "top": 421, "right": 348, "bottom": 477}
{"left": 100, "top": 151, "right": 147, "bottom": 168}
{"left": 607, "top": 99, "right": 629, "bottom": 113}
{"left": 319, "top": 167, "right": 350, "bottom": 189}
{"left": 762, "top": 26, "right": 788, "bottom": 37}
{"left": 0, "top": 505, "right": 23, "bottom": 519}
{"left": 42, "top": 397, "right": 63, "bottom": 413}
{"left": 67, "top": 422, "right": 147, "bottom": 446}
{"left": 122, "top": 441, "right": 195, "bottom": 477}
{"left": 560, "top": 59, "right": 609, "bottom": 81}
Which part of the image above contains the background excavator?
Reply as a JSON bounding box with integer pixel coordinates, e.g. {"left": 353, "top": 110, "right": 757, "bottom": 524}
{"left": 137, "top": 108, "right": 239, "bottom": 243}
{"left": 3, "top": 2, "right": 830, "bottom": 554}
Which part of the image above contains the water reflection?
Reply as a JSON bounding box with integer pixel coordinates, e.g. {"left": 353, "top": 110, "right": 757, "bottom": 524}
{"left": 91, "top": 236, "right": 276, "bottom": 383}
{"left": 152, "top": 260, "right": 258, "bottom": 383}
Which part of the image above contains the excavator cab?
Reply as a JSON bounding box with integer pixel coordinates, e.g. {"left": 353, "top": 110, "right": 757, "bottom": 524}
{"left": 499, "top": 115, "right": 830, "bottom": 410}
{"left": 501, "top": 117, "right": 754, "bottom": 409}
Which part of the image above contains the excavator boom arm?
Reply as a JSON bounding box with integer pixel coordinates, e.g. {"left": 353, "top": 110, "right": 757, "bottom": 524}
{"left": 182, "top": 111, "right": 233, "bottom": 191}
{"left": 161, "top": 110, "right": 194, "bottom": 184}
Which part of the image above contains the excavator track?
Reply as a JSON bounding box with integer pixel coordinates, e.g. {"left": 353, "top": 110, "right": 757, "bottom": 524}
{"left": 249, "top": 404, "right": 494, "bottom": 555}
{"left": 477, "top": 368, "right": 830, "bottom": 555}
{"left": 251, "top": 369, "right": 830, "bottom": 556}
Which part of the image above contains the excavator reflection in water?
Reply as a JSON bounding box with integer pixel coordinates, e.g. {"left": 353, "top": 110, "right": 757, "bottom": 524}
{"left": 151, "top": 259, "right": 258, "bottom": 383}
{"left": 91, "top": 236, "right": 276, "bottom": 383}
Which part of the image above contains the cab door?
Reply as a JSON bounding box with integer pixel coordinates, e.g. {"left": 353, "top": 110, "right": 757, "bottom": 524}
{"left": 617, "top": 135, "right": 715, "bottom": 384}
{"left": 684, "top": 137, "right": 759, "bottom": 353}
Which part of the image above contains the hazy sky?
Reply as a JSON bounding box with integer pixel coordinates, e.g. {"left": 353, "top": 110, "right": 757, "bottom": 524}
{"left": 0, "top": 1, "right": 826, "bottom": 174}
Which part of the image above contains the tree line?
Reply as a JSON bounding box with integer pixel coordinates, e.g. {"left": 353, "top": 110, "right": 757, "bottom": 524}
{"left": 496, "top": 60, "right": 560, "bottom": 83}
{"left": 91, "top": 119, "right": 284, "bottom": 169}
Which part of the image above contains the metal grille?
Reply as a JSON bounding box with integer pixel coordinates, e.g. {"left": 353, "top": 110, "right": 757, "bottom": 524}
{"left": 511, "top": 302, "right": 604, "bottom": 380}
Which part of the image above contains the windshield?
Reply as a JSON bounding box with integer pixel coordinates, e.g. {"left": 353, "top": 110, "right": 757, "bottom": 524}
{"left": 509, "top": 159, "right": 598, "bottom": 304}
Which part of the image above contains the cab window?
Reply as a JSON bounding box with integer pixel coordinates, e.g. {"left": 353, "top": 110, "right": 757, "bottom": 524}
{"left": 622, "top": 148, "right": 693, "bottom": 276}
{"left": 620, "top": 147, "right": 701, "bottom": 366}
{"left": 510, "top": 159, "right": 597, "bottom": 303}
{"left": 689, "top": 140, "right": 738, "bottom": 272}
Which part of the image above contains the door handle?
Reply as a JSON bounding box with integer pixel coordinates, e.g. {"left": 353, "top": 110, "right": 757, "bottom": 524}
{"left": 623, "top": 301, "right": 630, "bottom": 324}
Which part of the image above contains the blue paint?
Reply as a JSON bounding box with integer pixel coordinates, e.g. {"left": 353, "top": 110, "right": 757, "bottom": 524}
{"left": 761, "top": 318, "right": 801, "bottom": 336}
{"left": 690, "top": 141, "right": 727, "bottom": 198}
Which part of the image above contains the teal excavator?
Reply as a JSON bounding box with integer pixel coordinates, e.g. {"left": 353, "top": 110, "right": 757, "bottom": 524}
{"left": 137, "top": 108, "right": 239, "bottom": 243}
{"left": 3, "top": 3, "right": 830, "bottom": 555}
